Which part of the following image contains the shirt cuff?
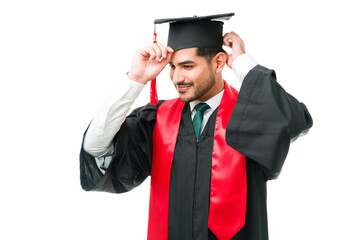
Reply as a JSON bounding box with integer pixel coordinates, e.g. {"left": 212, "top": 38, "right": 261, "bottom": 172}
{"left": 232, "top": 54, "right": 258, "bottom": 84}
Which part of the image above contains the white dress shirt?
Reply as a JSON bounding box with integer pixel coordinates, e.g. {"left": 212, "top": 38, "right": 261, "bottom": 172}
{"left": 84, "top": 54, "right": 258, "bottom": 164}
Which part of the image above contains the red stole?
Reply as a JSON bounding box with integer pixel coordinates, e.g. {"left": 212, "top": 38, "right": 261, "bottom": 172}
{"left": 148, "top": 81, "right": 247, "bottom": 240}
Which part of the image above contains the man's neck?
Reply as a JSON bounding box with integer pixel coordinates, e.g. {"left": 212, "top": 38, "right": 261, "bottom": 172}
{"left": 189, "top": 88, "right": 224, "bottom": 112}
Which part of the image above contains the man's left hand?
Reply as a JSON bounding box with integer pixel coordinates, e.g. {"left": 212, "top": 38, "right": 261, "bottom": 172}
{"left": 223, "top": 32, "right": 246, "bottom": 69}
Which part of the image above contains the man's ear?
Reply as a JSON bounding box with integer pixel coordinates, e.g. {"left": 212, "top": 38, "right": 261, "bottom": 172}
{"left": 213, "top": 52, "right": 227, "bottom": 73}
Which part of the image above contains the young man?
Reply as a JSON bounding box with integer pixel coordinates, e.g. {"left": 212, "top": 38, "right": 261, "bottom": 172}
{"left": 80, "top": 13, "right": 313, "bottom": 240}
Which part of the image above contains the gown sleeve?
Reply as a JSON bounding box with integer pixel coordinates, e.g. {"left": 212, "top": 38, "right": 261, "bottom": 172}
{"left": 80, "top": 101, "right": 163, "bottom": 193}
{"left": 226, "top": 65, "right": 313, "bottom": 179}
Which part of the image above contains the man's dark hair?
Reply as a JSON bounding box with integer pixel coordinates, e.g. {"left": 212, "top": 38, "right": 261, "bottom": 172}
{"left": 196, "top": 47, "right": 225, "bottom": 65}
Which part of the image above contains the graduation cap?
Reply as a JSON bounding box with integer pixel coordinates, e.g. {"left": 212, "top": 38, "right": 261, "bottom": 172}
{"left": 155, "top": 12, "right": 234, "bottom": 50}
{"left": 150, "top": 13, "right": 235, "bottom": 104}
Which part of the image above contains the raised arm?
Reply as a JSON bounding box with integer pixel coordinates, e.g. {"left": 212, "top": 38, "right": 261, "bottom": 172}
{"left": 223, "top": 32, "right": 313, "bottom": 179}
{"left": 80, "top": 43, "right": 173, "bottom": 192}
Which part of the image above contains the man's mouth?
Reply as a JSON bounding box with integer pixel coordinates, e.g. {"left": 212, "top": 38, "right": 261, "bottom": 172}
{"left": 177, "top": 84, "right": 193, "bottom": 93}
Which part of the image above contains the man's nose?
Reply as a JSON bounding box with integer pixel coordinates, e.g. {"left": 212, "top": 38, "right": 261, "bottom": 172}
{"left": 171, "top": 69, "right": 185, "bottom": 84}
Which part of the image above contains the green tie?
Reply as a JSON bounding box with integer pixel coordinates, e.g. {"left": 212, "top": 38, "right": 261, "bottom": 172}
{"left": 192, "top": 103, "right": 210, "bottom": 140}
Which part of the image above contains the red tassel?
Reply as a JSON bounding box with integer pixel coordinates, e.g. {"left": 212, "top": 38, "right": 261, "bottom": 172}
{"left": 150, "top": 79, "right": 159, "bottom": 105}
{"left": 150, "top": 32, "right": 159, "bottom": 105}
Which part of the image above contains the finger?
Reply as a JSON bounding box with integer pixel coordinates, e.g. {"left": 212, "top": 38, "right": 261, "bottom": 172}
{"left": 223, "top": 32, "right": 232, "bottom": 45}
{"left": 224, "top": 51, "right": 231, "bottom": 63}
{"left": 148, "top": 48, "right": 156, "bottom": 61}
{"left": 165, "top": 49, "right": 174, "bottom": 62}
{"left": 223, "top": 34, "right": 233, "bottom": 48}
{"left": 223, "top": 40, "right": 233, "bottom": 48}
{"left": 223, "top": 31, "right": 241, "bottom": 46}
{"left": 153, "top": 44, "right": 169, "bottom": 62}
{"left": 152, "top": 43, "right": 162, "bottom": 61}
{"left": 225, "top": 52, "right": 233, "bottom": 68}
{"left": 157, "top": 43, "right": 169, "bottom": 59}
{"left": 138, "top": 46, "right": 151, "bottom": 58}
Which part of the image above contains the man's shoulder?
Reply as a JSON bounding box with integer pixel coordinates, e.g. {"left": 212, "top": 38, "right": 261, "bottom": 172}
{"left": 243, "top": 65, "right": 277, "bottom": 88}
{"left": 249, "top": 64, "right": 275, "bottom": 76}
{"left": 158, "top": 98, "right": 184, "bottom": 111}
{"left": 132, "top": 98, "right": 183, "bottom": 116}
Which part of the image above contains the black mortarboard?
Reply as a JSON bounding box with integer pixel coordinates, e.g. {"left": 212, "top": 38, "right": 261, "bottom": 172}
{"left": 154, "top": 13, "right": 235, "bottom": 51}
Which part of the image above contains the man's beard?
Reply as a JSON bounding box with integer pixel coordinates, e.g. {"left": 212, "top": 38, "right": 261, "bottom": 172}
{"left": 178, "top": 72, "right": 216, "bottom": 103}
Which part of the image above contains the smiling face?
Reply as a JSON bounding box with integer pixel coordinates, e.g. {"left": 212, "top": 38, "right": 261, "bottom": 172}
{"left": 169, "top": 48, "right": 223, "bottom": 103}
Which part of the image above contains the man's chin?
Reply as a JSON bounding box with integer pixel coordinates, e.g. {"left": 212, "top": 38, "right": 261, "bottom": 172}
{"left": 178, "top": 93, "right": 196, "bottom": 103}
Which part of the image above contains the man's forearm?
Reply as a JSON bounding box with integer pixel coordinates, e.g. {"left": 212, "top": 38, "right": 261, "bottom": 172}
{"left": 83, "top": 77, "right": 145, "bottom": 157}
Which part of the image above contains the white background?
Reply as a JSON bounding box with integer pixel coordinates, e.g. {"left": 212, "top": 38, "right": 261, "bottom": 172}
{"left": 1, "top": 0, "right": 359, "bottom": 239}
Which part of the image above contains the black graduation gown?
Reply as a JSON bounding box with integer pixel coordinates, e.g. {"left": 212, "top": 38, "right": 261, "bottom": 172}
{"left": 79, "top": 65, "right": 313, "bottom": 240}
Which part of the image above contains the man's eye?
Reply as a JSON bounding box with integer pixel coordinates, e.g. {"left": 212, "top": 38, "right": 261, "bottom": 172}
{"left": 169, "top": 64, "right": 175, "bottom": 69}
{"left": 184, "top": 65, "right": 193, "bottom": 69}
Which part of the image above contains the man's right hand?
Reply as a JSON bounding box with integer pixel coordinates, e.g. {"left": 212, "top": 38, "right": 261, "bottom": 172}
{"left": 128, "top": 43, "right": 174, "bottom": 84}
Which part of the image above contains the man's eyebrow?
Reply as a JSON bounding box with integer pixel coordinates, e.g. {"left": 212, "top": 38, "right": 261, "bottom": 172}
{"left": 169, "top": 60, "right": 196, "bottom": 66}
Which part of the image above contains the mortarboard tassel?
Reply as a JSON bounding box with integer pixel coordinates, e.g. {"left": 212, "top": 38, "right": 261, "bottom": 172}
{"left": 150, "top": 27, "right": 159, "bottom": 105}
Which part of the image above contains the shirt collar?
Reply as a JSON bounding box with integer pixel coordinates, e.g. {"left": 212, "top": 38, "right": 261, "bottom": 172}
{"left": 189, "top": 89, "right": 225, "bottom": 112}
